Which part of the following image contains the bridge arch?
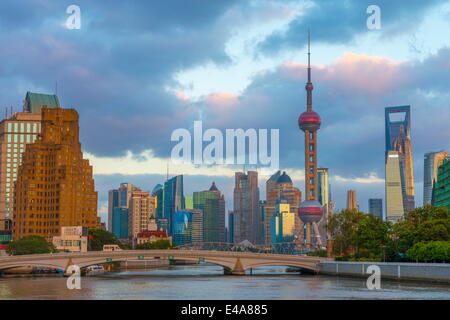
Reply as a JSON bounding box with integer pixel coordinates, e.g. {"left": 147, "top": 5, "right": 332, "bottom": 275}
{"left": 243, "top": 261, "right": 318, "bottom": 273}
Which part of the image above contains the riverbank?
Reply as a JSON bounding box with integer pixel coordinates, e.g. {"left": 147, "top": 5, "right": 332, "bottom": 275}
{"left": 320, "top": 261, "right": 450, "bottom": 283}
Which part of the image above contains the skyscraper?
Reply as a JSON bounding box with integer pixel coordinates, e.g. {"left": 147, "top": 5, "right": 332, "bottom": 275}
{"left": 128, "top": 190, "right": 157, "bottom": 240}
{"left": 435, "top": 158, "right": 450, "bottom": 211}
{"left": 385, "top": 151, "right": 405, "bottom": 222}
{"left": 193, "top": 182, "right": 225, "bottom": 242}
{"left": 163, "top": 175, "right": 185, "bottom": 235}
{"left": 423, "top": 151, "right": 448, "bottom": 205}
{"left": 0, "top": 92, "right": 59, "bottom": 232}
{"left": 346, "top": 190, "right": 358, "bottom": 210}
{"left": 271, "top": 198, "right": 296, "bottom": 243}
{"left": 385, "top": 106, "right": 415, "bottom": 219}
{"left": 317, "top": 168, "right": 331, "bottom": 241}
{"left": 108, "top": 182, "right": 139, "bottom": 236}
{"left": 233, "top": 171, "right": 260, "bottom": 244}
{"left": 228, "top": 210, "right": 234, "bottom": 243}
{"left": 264, "top": 171, "right": 302, "bottom": 245}
{"left": 368, "top": 199, "right": 383, "bottom": 219}
{"left": 172, "top": 210, "right": 192, "bottom": 245}
{"left": 151, "top": 183, "right": 164, "bottom": 228}
{"left": 297, "top": 32, "right": 324, "bottom": 248}
{"left": 13, "top": 107, "right": 99, "bottom": 240}
{"left": 317, "top": 168, "right": 330, "bottom": 208}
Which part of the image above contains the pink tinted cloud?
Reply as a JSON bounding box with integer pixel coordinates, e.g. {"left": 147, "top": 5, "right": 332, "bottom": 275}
{"left": 282, "top": 52, "right": 409, "bottom": 95}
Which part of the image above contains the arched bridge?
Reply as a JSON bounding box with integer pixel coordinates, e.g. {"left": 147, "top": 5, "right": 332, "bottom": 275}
{"left": 0, "top": 250, "right": 324, "bottom": 275}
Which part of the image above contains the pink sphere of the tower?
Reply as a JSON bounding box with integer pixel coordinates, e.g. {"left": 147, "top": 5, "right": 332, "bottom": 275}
{"left": 298, "top": 200, "right": 323, "bottom": 224}
{"left": 298, "top": 111, "right": 321, "bottom": 132}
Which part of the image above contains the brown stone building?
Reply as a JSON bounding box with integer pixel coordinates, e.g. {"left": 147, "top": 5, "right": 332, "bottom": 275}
{"left": 0, "top": 92, "right": 59, "bottom": 231}
{"left": 13, "top": 107, "right": 99, "bottom": 240}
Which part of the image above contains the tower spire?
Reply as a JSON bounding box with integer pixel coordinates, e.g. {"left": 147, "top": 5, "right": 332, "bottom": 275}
{"left": 308, "top": 29, "right": 311, "bottom": 82}
{"left": 306, "top": 30, "right": 313, "bottom": 111}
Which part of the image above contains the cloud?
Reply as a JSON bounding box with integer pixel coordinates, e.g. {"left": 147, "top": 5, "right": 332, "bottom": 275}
{"left": 258, "top": 0, "right": 445, "bottom": 55}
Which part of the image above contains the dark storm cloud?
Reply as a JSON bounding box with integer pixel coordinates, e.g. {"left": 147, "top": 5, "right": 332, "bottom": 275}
{"left": 258, "top": 0, "right": 444, "bottom": 54}
{"left": 0, "top": 0, "right": 243, "bottom": 157}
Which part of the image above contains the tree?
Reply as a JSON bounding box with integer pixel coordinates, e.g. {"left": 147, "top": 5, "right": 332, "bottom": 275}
{"left": 407, "top": 241, "right": 450, "bottom": 262}
{"left": 7, "top": 235, "right": 56, "bottom": 255}
{"left": 393, "top": 205, "right": 449, "bottom": 254}
{"left": 327, "top": 209, "right": 366, "bottom": 256}
{"left": 135, "top": 239, "right": 174, "bottom": 250}
{"left": 88, "top": 228, "right": 125, "bottom": 251}
{"left": 351, "top": 214, "right": 393, "bottom": 260}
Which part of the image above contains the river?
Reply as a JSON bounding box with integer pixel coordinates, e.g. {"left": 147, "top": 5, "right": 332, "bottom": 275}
{"left": 0, "top": 265, "right": 449, "bottom": 300}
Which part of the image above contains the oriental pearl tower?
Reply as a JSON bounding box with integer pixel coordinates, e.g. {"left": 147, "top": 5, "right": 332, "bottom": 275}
{"left": 298, "top": 31, "right": 323, "bottom": 249}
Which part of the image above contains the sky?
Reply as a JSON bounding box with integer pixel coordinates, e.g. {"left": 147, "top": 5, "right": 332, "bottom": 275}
{"left": 1, "top": 0, "right": 449, "bottom": 226}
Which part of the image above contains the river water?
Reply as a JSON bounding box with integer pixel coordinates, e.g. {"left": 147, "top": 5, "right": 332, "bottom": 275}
{"left": 0, "top": 265, "right": 449, "bottom": 300}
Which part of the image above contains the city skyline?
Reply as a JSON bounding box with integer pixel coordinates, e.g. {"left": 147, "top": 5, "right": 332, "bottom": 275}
{"left": 0, "top": 1, "right": 449, "bottom": 224}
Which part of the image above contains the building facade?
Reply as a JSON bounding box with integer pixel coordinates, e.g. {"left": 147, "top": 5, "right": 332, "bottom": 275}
{"left": 385, "top": 106, "right": 415, "bottom": 219}
{"left": 13, "top": 107, "right": 99, "bottom": 240}
{"left": 423, "top": 151, "right": 448, "bottom": 205}
{"left": 172, "top": 210, "right": 193, "bottom": 245}
{"left": 385, "top": 151, "right": 405, "bottom": 222}
{"left": 346, "top": 190, "right": 358, "bottom": 210}
{"left": 271, "top": 199, "right": 296, "bottom": 243}
{"left": 193, "top": 182, "right": 225, "bottom": 243}
{"left": 0, "top": 92, "right": 59, "bottom": 232}
{"left": 368, "top": 199, "right": 383, "bottom": 219}
{"left": 52, "top": 226, "right": 88, "bottom": 253}
{"left": 264, "top": 171, "right": 302, "bottom": 246}
{"left": 128, "top": 191, "right": 157, "bottom": 239}
{"left": 163, "top": 175, "right": 185, "bottom": 235}
{"left": 233, "top": 171, "right": 260, "bottom": 245}
{"left": 108, "top": 183, "right": 139, "bottom": 239}
{"left": 435, "top": 158, "right": 450, "bottom": 212}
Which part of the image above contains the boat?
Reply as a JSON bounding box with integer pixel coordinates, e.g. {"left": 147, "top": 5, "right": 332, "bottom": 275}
{"left": 85, "top": 264, "right": 106, "bottom": 276}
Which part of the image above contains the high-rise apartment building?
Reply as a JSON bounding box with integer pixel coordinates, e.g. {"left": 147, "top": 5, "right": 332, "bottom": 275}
{"left": 193, "top": 182, "right": 225, "bottom": 242}
{"left": 128, "top": 190, "right": 157, "bottom": 239}
{"left": 13, "top": 107, "right": 99, "bottom": 240}
{"left": 233, "top": 171, "right": 260, "bottom": 244}
{"left": 263, "top": 171, "right": 302, "bottom": 245}
{"left": 385, "top": 106, "right": 415, "bottom": 219}
{"left": 368, "top": 199, "right": 383, "bottom": 219}
{"left": 0, "top": 92, "right": 59, "bottom": 231}
{"left": 423, "top": 151, "right": 448, "bottom": 205}
{"left": 346, "top": 190, "right": 358, "bottom": 210}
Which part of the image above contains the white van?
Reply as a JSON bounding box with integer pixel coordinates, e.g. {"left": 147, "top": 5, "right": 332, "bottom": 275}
{"left": 102, "top": 244, "right": 122, "bottom": 252}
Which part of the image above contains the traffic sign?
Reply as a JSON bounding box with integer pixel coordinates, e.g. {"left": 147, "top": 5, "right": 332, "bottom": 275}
{"left": 106, "top": 258, "right": 113, "bottom": 262}
{"left": 138, "top": 255, "right": 144, "bottom": 260}
{"left": 198, "top": 257, "right": 205, "bottom": 263}
{"left": 168, "top": 255, "right": 174, "bottom": 260}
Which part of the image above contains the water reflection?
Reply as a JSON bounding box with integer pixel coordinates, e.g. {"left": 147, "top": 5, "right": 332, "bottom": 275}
{"left": 0, "top": 265, "right": 448, "bottom": 300}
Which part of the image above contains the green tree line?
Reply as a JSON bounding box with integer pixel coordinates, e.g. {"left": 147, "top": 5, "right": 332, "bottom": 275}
{"left": 327, "top": 205, "right": 450, "bottom": 262}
